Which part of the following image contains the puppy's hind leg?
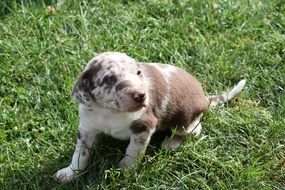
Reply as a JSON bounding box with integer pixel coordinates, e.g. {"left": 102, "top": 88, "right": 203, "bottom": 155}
{"left": 161, "top": 114, "right": 202, "bottom": 150}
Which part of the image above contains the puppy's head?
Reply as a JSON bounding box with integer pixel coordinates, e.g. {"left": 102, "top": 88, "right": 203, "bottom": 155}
{"left": 72, "top": 52, "right": 147, "bottom": 112}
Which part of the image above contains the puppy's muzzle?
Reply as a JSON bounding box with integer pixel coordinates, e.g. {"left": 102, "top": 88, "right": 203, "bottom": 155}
{"left": 131, "top": 91, "right": 146, "bottom": 103}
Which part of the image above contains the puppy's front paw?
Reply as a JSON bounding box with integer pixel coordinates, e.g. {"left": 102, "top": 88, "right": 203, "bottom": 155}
{"left": 118, "top": 156, "right": 134, "bottom": 170}
{"left": 54, "top": 166, "right": 77, "bottom": 183}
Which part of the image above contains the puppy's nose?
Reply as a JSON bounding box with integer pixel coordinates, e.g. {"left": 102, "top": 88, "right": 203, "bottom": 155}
{"left": 131, "top": 91, "right": 146, "bottom": 103}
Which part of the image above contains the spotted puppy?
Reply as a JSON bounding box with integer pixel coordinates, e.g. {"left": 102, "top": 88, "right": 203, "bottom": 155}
{"left": 55, "top": 52, "right": 246, "bottom": 182}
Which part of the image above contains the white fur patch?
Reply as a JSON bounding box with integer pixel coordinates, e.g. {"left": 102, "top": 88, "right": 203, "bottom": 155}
{"left": 226, "top": 79, "right": 246, "bottom": 100}
{"left": 79, "top": 104, "right": 144, "bottom": 140}
{"left": 95, "top": 52, "right": 136, "bottom": 64}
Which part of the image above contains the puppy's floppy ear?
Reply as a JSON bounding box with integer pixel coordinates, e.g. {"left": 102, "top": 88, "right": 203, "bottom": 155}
{"left": 71, "top": 77, "right": 87, "bottom": 103}
{"left": 71, "top": 60, "right": 102, "bottom": 104}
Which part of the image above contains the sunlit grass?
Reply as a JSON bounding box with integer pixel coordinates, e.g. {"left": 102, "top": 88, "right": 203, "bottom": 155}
{"left": 0, "top": 0, "right": 284, "bottom": 189}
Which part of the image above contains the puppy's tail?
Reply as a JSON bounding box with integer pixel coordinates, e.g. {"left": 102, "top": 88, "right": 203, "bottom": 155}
{"left": 207, "top": 79, "right": 246, "bottom": 107}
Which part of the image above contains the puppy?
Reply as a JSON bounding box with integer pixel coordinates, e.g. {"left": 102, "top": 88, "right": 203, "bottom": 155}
{"left": 55, "top": 52, "right": 246, "bottom": 182}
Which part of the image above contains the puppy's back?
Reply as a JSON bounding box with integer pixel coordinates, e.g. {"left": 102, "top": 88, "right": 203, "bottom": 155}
{"left": 141, "top": 63, "right": 208, "bottom": 130}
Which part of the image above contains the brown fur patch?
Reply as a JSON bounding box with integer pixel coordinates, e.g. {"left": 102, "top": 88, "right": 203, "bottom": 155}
{"left": 72, "top": 63, "right": 102, "bottom": 102}
{"left": 81, "top": 63, "right": 102, "bottom": 90}
{"left": 130, "top": 120, "right": 148, "bottom": 134}
{"left": 130, "top": 108, "right": 157, "bottom": 134}
{"left": 135, "top": 63, "right": 208, "bottom": 134}
{"left": 159, "top": 67, "right": 208, "bottom": 130}
{"left": 115, "top": 80, "right": 132, "bottom": 92}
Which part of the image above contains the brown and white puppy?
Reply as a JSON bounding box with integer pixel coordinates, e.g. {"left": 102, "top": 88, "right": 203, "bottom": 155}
{"left": 55, "top": 52, "right": 246, "bottom": 182}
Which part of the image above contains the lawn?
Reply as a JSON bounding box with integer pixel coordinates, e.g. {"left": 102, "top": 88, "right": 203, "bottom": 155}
{"left": 0, "top": 0, "right": 284, "bottom": 189}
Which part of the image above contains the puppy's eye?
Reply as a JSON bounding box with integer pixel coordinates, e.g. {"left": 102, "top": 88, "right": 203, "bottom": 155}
{"left": 104, "top": 75, "right": 117, "bottom": 85}
{"left": 137, "top": 71, "right": 141, "bottom": 75}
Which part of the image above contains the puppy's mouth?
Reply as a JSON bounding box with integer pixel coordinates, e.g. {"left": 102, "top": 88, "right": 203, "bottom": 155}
{"left": 115, "top": 101, "right": 146, "bottom": 112}
{"left": 127, "top": 103, "right": 146, "bottom": 112}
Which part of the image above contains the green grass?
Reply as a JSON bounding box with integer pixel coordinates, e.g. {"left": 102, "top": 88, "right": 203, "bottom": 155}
{"left": 0, "top": 0, "right": 284, "bottom": 189}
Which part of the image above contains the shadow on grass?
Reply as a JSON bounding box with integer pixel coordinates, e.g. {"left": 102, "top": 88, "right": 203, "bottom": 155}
{"left": 4, "top": 130, "right": 171, "bottom": 189}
